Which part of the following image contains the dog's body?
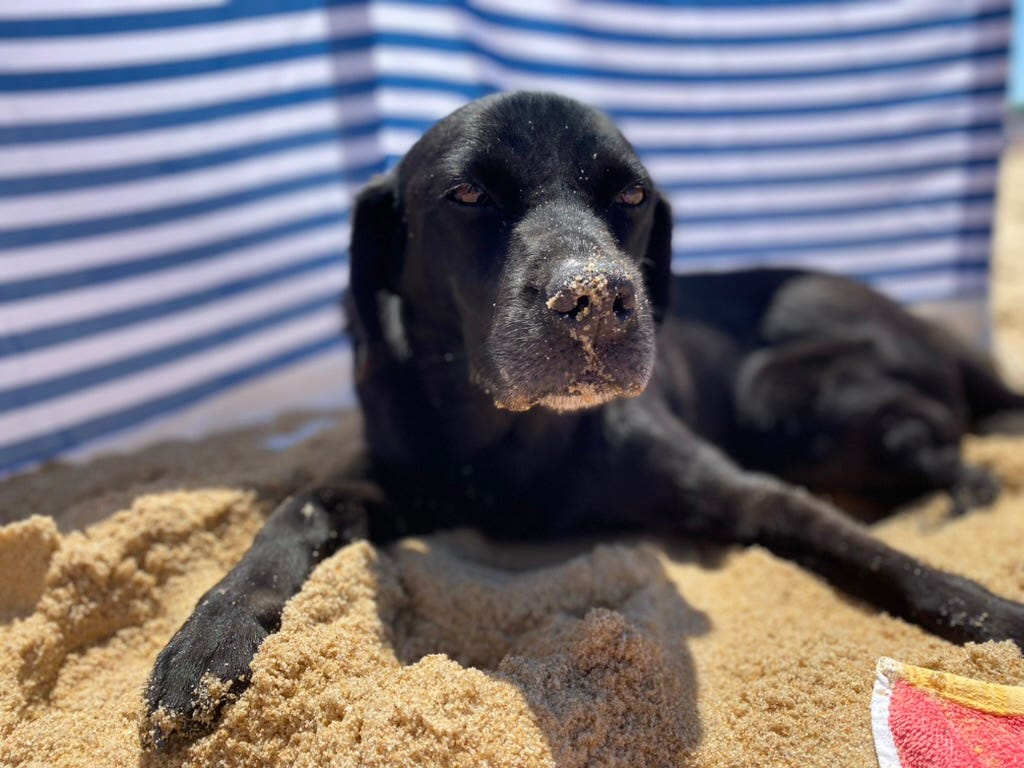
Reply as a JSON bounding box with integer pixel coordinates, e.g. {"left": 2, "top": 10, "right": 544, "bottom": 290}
{"left": 144, "top": 92, "right": 1024, "bottom": 747}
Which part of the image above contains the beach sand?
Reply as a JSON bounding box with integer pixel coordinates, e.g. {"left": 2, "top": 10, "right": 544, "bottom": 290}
{"left": 2, "top": 149, "right": 1024, "bottom": 767}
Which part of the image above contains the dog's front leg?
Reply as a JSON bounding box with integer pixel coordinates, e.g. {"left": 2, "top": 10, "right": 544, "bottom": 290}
{"left": 143, "top": 483, "right": 389, "bottom": 748}
{"left": 601, "top": 399, "right": 1024, "bottom": 650}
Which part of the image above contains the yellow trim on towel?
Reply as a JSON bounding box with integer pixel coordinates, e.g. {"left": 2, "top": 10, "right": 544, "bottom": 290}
{"left": 877, "top": 657, "right": 1024, "bottom": 717}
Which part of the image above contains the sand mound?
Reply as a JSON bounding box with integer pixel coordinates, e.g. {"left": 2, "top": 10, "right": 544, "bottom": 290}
{"left": 1, "top": 417, "right": 1022, "bottom": 768}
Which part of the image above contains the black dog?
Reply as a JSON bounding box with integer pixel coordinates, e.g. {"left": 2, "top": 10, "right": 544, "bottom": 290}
{"left": 144, "top": 91, "right": 1024, "bottom": 746}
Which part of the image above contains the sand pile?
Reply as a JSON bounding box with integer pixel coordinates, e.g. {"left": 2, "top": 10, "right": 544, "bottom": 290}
{"left": 1, "top": 418, "right": 1023, "bottom": 768}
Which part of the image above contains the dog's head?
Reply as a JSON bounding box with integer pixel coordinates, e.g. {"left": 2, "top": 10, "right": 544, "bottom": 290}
{"left": 348, "top": 92, "right": 672, "bottom": 412}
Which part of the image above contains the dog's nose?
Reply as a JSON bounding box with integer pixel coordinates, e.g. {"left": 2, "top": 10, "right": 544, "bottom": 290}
{"left": 546, "top": 266, "right": 637, "bottom": 335}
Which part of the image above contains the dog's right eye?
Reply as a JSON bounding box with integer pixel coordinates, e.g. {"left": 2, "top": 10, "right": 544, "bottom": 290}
{"left": 447, "top": 183, "right": 488, "bottom": 206}
{"left": 614, "top": 183, "right": 647, "bottom": 207}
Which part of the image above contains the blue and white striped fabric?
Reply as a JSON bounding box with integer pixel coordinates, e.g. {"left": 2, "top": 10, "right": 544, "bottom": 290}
{"left": 0, "top": 0, "right": 1010, "bottom": 477}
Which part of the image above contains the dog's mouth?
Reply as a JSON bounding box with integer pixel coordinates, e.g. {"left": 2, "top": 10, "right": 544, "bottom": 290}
{"left": 493, "top": 377, "right": 648, "bottom": 413}
{"left": 512, "top": 386, "right": 645, "bottom": 412}
{"left": 484, "top": 337, "right": 655, "bottom": 413}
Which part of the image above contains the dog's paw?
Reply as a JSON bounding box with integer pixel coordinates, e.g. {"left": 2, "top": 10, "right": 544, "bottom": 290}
{"left": 974, "top": 409, "right": 1024, "bottom": 436}
{"left": 909, "top": 572, "right": 1024, "bottom": 651}
{"left": 142, "top": 597, "right": 268, "bottom": 750}
{"left": 975, "top": 593, "right": 1024, "bottom": 654}
{"left": 949, "top": 464, "right": 1000, "bottom": 517}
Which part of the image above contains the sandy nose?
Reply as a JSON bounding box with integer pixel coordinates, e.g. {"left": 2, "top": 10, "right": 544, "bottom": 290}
{"left": 546, "top": 267, "right": 637, "bottom": 333}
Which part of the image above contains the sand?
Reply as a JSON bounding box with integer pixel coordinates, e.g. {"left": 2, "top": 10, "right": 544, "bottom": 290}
{"left": 3, "top": 150, "right": 1024, "bottom": 767}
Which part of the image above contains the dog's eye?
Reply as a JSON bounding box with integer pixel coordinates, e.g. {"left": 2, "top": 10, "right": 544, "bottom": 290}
{"left": 447, "top": 182, "right": 488, "bottom": 206}
{"left": 615, "top": 183, "right": 647, "bottom": 207}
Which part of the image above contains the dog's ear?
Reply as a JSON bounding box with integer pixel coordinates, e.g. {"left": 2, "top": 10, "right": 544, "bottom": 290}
{"left": 345, "top": 173, "right": 405, "bottom": 378}
{"left": 642, "top": 192, "right": 673, "bottom": 323}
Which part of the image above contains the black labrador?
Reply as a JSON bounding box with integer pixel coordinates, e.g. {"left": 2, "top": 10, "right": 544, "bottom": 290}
{"left": 144, "top": 91, "right": 1024, "bottom": 747}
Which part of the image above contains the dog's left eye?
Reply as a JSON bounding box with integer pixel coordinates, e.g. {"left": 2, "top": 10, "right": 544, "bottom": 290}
{"left": 447, "top": 183, "right": 488, "bottom": 206}
{"left": 615, "top": 183, "right": 647, "bottom": 207}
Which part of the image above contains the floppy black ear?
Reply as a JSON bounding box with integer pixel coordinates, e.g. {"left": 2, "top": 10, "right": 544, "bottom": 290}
{"left": 642, "top": 193, "right": 673, "bottom": 323}
{"left": 345, "top": 173, "right": 405, "bottom": 378}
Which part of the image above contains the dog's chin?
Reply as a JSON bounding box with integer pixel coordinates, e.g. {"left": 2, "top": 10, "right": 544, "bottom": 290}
{"left": 534, "top": 387, "right": 640, "bottom": 412}
{"left": 492, "top": 380, "right": 649, "bottom": 413}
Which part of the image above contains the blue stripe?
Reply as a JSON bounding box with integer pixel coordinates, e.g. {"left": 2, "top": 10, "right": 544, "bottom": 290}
{"left": 0, "top": 166, "right": 368, "bottom": 249}
{"left": 2, "top": 117, "right": 1002, "bottom": 198}
{"left": 0, "top": 121, "right": 382, "bottom": 197}
{"left": 1, "top": 79, "right": 1005, "bottom": 145}
{"left": 0, "top": 33, "right": 373, "bottom": 91}
{"left": 0, "top": 290, "right": 343, "bottom": 413}
{"left": 638, "top": 120, "right": 1005, "bottom": 156}
{"left": 676, "top": 191, "right": 996, "bottom": 226}
{"left": 674, "top": 256, "right": 991, "bottom": 278}
{"left": 0, "top": 32, "right": 1007, "bottom": 91}
{"left": 673, "top": 224, "right": 991, "bottom": 261}
{"left": 0, "top": 0, "right": 1004, "bottom": 44}
{"left": 0, "top": 211, "right": 349, "bottom": 302}
{"left": 856, "top": 257, "right": 989, "bottom": 283}
{"left": 463, "top": 38, "right": 1003, "bottom": 85}
{"left": 0, "top": 251, "right": 346, "bottom": 357}
{"left": 0, "top": 334, "right": 350, "bottom": 474}
{"left": 661, "top": 156, "right": 1001, "bottom": 192}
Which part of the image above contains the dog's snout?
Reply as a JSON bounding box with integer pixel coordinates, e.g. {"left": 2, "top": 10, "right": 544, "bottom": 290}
{"left": 546, "top": 266, "right": 638, "bottom": 330}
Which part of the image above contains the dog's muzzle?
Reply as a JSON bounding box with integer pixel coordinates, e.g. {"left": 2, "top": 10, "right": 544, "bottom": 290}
{"left": 485, "top": 258, "right": 656, "bottom": 413}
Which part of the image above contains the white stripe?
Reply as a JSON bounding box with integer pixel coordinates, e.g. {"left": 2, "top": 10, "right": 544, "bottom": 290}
{"left": 375, "top": 89, "right": 468, "bottom": 124}
{"left": 0, "top": 6, "right": 369, "bottom": 72}
{"left": 1, "top": 52, "right": 368, "bottom": 124}
{"left": 375, "top": 5, "right": 1008, "bottom": 75}
{"left": 1, "top": 140, "right": 373, "bottom": 229}
{"left": 0, "top": 223, "right": 348, "bottom": 337}
{"left": 2, "top": 182, "right": 352, "bottom": 280}
{"left": 0, "top": 95, "right": 380, "bottom": 178}
{"left": 2, "top": 47, "right": 1006, "bottom": 125}
{"left": 677, "top": 200, "right": 994, "bottom": 251}
{"left": 619, "top": 94, "right": 1006, "bottom": 147}
{"left": 0, "top": 264, "right": 346, "bottom": 393}
{"left": 669, "top": 166, "right": 998, "bottom": 217}
{"left": 673, "top": 235, "right": 991, "bottom": 274}
{"left": 0, "top": 306, "right": 344, "bottom": 447}
{"left": 646, "top": 130, "right": 1003, "bottom": 182}
{"left": 0, "top": 0, "right": 223, "bottom": 19}
{"left": 378, "top": 127, "right": 431, "bottom": 158}
{"left": 472, "top": 0, "right": 1007, "bottom": 38}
